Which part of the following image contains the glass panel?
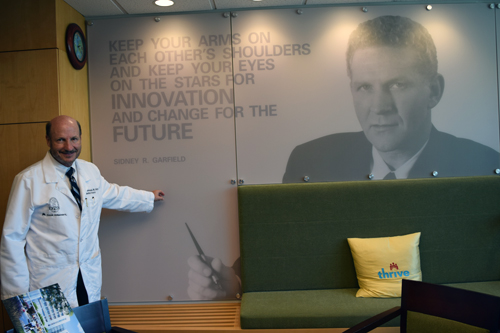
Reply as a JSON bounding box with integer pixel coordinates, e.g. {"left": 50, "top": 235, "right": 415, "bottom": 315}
{"left": 233, "top": 4, "right": 500, "bottom": 184}
{"left": 88, "top": 14, "right": 238, "bottom": 302}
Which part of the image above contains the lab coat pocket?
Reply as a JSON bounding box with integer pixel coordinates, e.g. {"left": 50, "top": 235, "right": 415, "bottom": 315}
{"left": 84, "top": 196, "right": 100, "bottom": 224}
{"left": 84, "top": 196, "right": 98, "bottom": 209}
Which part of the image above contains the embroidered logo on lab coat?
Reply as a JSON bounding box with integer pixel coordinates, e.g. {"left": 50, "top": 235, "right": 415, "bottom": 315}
{"left": 48, "top": 197, "right": 60, "bottom": 212}
{"left": 42, "top": 198, "right": 67, "bottom": 217}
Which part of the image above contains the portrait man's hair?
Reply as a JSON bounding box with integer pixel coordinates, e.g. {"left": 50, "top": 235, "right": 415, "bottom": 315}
{"left": 346, "top": 15, "right": 438, "bottom": 80}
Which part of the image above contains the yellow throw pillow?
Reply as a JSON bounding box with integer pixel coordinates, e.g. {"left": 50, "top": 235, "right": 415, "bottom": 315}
{"left": 347, "top": 232, "right": 422, "bottom": 298}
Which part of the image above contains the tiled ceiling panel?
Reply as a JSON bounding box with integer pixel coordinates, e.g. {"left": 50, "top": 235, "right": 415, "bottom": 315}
{"left": 117, "top": 0, "right": 215, "bottom": 14}
{"left": 64, "top": 0, "right": 352, "bottom": 17}
{"left": 214, "top": 0, "right": 305, "bottom": 9}
{"left": 307, "top": 0, "right": 382, "bottom": 4}
{"left": 63, "top": 0, "right": 126, "bottom": 16}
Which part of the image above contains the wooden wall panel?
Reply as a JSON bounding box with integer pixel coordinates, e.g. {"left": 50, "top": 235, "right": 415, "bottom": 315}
{"left": 0, "top": 50, "right": 60, "bottom": 125}
{"left": 0, "top": 0, "right": 57, "bottom": 52}
{"left": 0, "top": 123, "right": 47, "bottom": 235}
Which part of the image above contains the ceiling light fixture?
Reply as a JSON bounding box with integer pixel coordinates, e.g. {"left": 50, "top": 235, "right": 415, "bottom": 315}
{"left": 155, "top": 0, "right": 174, "bottom": 6}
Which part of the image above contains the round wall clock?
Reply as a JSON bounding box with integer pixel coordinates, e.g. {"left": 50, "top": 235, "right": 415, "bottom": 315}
{"left": 65, "top": 23, "right": 87, "bottom": 70}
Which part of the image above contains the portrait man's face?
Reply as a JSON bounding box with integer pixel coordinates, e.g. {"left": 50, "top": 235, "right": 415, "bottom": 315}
{"left": 349, "top": 46, "right": 442, "bottom": 154}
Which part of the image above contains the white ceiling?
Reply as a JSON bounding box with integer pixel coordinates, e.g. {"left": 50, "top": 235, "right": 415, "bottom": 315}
{"left": 63, "top": 0, "right": 380, "bottom": 18}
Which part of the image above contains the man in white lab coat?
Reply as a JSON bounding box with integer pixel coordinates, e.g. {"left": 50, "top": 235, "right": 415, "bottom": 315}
{"left": 0, "top": 115, "right": 165, "bottom": 308}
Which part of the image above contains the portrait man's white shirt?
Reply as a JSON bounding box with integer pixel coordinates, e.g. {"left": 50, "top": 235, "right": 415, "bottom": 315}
{"left": 371, "top": 140, "right": 428, "bottom": 180}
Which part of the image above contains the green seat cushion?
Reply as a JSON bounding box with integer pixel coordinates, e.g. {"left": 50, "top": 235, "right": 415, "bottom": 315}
{"left": 240, "top": 281, "right": 500, "bottom": 329}
{"left": 240, "top": 288, "right": 401, "bottom": 329}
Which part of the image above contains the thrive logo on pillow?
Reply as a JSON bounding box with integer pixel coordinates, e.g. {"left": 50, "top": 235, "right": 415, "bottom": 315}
{"left": 378, "top": 262, "right": 410, "bottom": 279}
{"left": 347, "top": 232, "right": 422, "bottom": 298}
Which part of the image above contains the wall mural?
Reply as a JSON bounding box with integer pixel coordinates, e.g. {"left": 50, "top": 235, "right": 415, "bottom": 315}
{"left": 88, "top": 4, "right": 500, "bottom": 302}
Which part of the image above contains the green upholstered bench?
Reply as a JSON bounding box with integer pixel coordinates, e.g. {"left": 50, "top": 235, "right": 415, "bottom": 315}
{"left": 237, "top": 176, "right": 500, "bottom": 329}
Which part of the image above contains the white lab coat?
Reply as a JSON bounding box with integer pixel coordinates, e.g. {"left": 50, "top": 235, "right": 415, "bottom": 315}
{"left": 0, "top": 152, "right": 154, "bottom": 308}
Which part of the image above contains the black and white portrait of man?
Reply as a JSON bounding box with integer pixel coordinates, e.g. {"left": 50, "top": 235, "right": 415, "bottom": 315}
{"left": 283, "top": 15, "right": 500, "bottom": 183}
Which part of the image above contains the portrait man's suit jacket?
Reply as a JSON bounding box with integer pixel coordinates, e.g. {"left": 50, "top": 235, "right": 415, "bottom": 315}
{"left": 282, "top": 126, "right": 500, "bottom": 183}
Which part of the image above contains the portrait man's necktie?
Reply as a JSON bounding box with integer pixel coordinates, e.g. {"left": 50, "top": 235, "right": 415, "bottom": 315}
{"left": 66, "top": 167, "right": 82, "bottom": 211}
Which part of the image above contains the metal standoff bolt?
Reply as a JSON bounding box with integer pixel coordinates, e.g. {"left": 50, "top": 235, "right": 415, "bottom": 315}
{"left": 230, "top": 179, "right": 236, "bottom": 185}
{"left": 154, "top": 17, "right": 161, "bottom": 22}
{"left": 231, "top": 12, "right": 238, "bottom": 18}
{"left": 296, "top": 9, "right": 303, "bottom": 15}
{"left": 303, "top": 176, "right": 310, "bottom": 182}
{"left": 236, "top": 293, "right": 241, "bottom": 299}
{"left": 238, "top": 179, "right": 244, "bottom": 185}
{"left": 426, "top": 5, "right": 432, "bottom": 11}
{"left": 362, "top": 7, "right": 368, "bottom": 12}
{"left": 86, "top": 20, "right": 94, "bottom": 26}
{"left": 495, "top": 169, "right": 500, "bottom": 175}
{"left": 432, "top": 171, "right": 439, "bottom": 177}
{"left": 167, "top": 295, "right": 173, "bottom": 301}
{"left": 223, "top": 12, "right": 230, "bottom": 18}
{"left": 368, "top": 174, "right": 374, "bottom": 180}
{"left": 489, "top": 3, "right": 495, "bottom": 9}
{"left": 497, "top": 4, "right": 500, "bottom": 9}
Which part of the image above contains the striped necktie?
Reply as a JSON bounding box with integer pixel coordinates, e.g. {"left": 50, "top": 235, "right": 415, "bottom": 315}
{"left": 66, "top": 167, "right": 82, "bottom": 211}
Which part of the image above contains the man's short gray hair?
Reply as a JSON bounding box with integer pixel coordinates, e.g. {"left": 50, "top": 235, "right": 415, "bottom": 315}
{"left": 346, "top": 15, "right": 438, "bottom": 79}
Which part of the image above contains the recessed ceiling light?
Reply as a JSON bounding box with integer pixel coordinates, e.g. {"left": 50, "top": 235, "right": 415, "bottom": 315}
{"left": 155, "top": 0, "right": 174, "bottom": 6}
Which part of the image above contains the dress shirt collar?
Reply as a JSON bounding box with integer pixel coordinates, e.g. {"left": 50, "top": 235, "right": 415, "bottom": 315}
{"left": 370, "top": 140, "right": 429, "bottom": 180}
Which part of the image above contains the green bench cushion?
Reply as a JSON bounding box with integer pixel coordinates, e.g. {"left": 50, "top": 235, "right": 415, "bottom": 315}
{"left": 240, "top": 281, "right": 500, "bottom": 329}
{"left": 241, "top": 288, "right": 400, "bottom": 329}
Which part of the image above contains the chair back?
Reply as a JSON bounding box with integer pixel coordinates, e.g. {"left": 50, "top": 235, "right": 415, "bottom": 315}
{"left": 401, "top": 280, "right": 500, "bottom": 333}
{"left": 73, "top": 299, "right": 112, "bottom": 333}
